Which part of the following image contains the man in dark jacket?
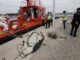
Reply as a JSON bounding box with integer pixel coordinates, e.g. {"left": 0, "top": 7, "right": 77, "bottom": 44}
{"left": 70, "top": 8, "right": 80, "bottom": 37}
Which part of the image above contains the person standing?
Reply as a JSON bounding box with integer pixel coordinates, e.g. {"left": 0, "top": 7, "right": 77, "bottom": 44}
{"left": 41, "top": 13, "right": 45, "bottom": 26}
{"left": 70, "top": 8, "right": 80, "bottom": 37}
{"left": 23, "top": 12, "right": 27, "bottom": 22}
{"left": 62, "top": 11, "right": 68, "bottom": 29}
{"left": 46, "top": 12, "right": 51, "bottom": 28}
{"left": 50, "top": 12, "right": 53, "bottom": 23}
{"left": 17, "top": 13, "right": 23, "bottom": 28}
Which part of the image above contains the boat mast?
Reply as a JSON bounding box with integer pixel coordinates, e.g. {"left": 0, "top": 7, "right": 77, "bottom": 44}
{"left": 26, "top": 0, "right": 32, "bottom": 6}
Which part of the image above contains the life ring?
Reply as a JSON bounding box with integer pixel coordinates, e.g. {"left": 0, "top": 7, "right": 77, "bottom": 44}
{"left": 0, "top": 22, "right": 9, "bottom": 31}
{"left": 0, "top": 26, "right": 4, "bottom": 31}
{"left": 12, "top": 25, "right": 18, "bottom": 30}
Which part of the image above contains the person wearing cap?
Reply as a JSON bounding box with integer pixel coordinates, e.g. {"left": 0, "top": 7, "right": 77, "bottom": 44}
{"left": 70, "top": 8, "right": 80, "bottom": 37}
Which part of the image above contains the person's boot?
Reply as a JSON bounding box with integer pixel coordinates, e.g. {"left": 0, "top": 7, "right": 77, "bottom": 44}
{"left": 64, "top": 26, "right": 66, "bottom": 30}
{"left": 73, "top": 29, "right": 77, "bottom": 37}
{"left": 70, "top": 33, "right": 72, "bottom": 36}
{"left": 73, "top": 34, "right": 77, "bottom": 37}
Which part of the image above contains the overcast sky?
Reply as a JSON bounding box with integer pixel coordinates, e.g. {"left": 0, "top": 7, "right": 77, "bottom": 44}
{"left": 0, "top": 0, "right": 80, "bottom": 14}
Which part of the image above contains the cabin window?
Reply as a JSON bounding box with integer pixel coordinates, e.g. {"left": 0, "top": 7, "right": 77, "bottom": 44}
{"left": 31, "top": 8, "right": 34, "bottom": 19}
{"left": 34, "top": 8, "right": 37, "bottom": 18}
{"left": 26, "top": 9, "right": 31, "bottom": 17}
{"left": 26, "top": 8, "right": 37, "bottom": 18}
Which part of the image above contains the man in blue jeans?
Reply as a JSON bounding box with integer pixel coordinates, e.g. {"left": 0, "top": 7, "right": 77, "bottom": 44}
{"left": 62, "top": 11, "right": 68, "bottom": 29}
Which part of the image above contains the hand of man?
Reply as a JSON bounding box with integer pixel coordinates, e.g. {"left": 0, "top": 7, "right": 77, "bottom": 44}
{"left": 75, "top": 22, "right": 79, "bottom": 24}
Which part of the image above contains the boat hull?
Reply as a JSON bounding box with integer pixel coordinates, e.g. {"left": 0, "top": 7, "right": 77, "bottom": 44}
{"left": 0, "top": 23, "right": 42, "bottom": 45}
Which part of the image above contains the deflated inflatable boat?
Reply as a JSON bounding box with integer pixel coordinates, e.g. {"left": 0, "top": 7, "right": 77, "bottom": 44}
{"left": 17, "top": 31, "right": 44, "bottom": 58}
